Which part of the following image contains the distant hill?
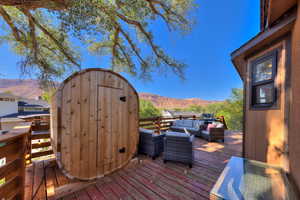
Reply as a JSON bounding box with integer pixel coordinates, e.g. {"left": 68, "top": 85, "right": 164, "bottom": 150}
{"left": 139, "top": 93, "right": 220, "bottom": 109}
{"left": 0, "top": 79, "right": 43, "bottom": 99}
{"left": 0, "top": 79, "right": 220, "bottom": 108}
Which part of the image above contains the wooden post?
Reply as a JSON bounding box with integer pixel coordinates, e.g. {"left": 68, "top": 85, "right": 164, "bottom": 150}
{"left": 155, "top": 117, "right": 161, "bottom": 134}
{"left": 26, "top": 127, "right": 32, "bottom": 165}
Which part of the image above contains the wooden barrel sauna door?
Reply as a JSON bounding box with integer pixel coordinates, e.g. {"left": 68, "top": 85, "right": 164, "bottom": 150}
{"left": 51, "top": 68, "right": 139, "bottom": 180}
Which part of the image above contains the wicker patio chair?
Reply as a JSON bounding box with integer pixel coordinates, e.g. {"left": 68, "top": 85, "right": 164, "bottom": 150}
{"left": 163, "top": 131, "right": 194, "bottom": 168}
{"left": 138, "top": 128, "right": 165, "bottom": 159}
{"left": 201, "top": 127, "right": 225, "bottom": 142}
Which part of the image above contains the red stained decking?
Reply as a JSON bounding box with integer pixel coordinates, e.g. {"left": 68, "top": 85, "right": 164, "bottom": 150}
{"left": 25, "top": 131, "right": 242, "bottom": 200}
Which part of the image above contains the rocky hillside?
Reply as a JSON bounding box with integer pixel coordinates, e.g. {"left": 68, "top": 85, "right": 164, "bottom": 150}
{"left": 0, "top": 79, "right": 43, "bottom": 99}
{"left": 0, "top": 79, "right": 219, "bottom": 108}
{"left": 139, "top": 93, "right": 219, "bottom": 109}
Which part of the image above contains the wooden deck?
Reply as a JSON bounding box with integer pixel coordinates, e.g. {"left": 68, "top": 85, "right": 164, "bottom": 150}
{"left": 24, "top": 131, "right": 242, "bottom": 200}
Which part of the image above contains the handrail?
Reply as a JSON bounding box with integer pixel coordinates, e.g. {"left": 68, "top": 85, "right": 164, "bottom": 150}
{"left": 16, "top": 115, "right": 53, "bottom": 164}
{"left": 139, "top": 115, "right": 228, "bottom": 133}
{"left": 22, "top": 114, "right": 227, "bottom": 162}
{"left": 139, "top": 115, "right": 200, "bottom": 133}
{"left": 0, "top": 122, "right": 31, "bottom": 200}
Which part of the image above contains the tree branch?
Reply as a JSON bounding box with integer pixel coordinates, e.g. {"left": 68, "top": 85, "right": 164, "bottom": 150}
{"left": 115, "top": 11, "right": 173, "bottom": 66}
{"left": 0, "top": 6, "right": 26, "bottom": 44}
{"left": 117, "top": 26, "right": 147, "bottom": 66}
{"left": 111, "top": 27, "right": 119, "bottom": 68}
{"left": 149, "top": 0, "right": 188, "bottom": 25}
{"left": 117, "top": 43, "right": 133, "bottom": 69}
{"left": 145, "top": 0, "right": 171, "bottom": 30}
{"left": 22, "top": 9, "right": 80, "bottom": 67}
{"left": 20, "top": 8, "right": 38, "bottom": 59}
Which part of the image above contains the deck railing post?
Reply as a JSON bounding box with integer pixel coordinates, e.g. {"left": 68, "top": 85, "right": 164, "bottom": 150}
{"left": 26, "top": 126, "right": 32, "bottom": 165}
{"left": 155, "top": 117, "right": 161, "bottom": 134}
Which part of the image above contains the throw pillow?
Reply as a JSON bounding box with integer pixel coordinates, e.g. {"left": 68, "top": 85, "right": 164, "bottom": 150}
{"left": 207, "top": 123, "right": 217, "bottom": 132}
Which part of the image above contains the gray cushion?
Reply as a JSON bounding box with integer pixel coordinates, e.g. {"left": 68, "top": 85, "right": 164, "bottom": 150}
{"left": 166, "top": 131, "right": 189, "bottom": 137}
{"left": 173, "top": 120, "right": 201, "bottom": 129}
{"left": 183, "top": 120, "right": 193, "bottom": 128}
{"left": 139, "top": 128, "right": 154, "bottom": 134}
{"left": 173, "top": 120, "right": 182, "bottom": 127}
{"left": 202, "top": 130, "right": 210, "bottom": 135}
{"left": 193, "top": 120, "right": 204, "bottom": 129}
{"left": 185, "top": 127, "right": 199, "bottom": 132}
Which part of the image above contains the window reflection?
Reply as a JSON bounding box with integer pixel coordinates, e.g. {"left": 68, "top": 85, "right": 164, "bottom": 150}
{"left": 255, "top": 84, "right": 273, "bottom": 104}
{"left": 253, "top": 58, "right": 273, "bottom": 83}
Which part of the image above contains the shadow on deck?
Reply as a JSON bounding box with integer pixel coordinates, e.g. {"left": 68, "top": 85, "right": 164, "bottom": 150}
{"left": 25, "top": 131, "right": 242, "bottom": 200}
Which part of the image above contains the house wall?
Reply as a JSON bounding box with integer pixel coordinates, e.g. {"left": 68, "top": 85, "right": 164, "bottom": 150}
{"left": 244, "top": 41, "right": 288, "bottom": 168}
{"left": 289, "top": 2, "right": 300, "bottom": 190}
{"left": 0, "top": 99, "right": 18, "bottom": 117}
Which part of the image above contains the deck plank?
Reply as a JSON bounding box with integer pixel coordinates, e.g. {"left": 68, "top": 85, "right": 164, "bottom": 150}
{"left": 24, "top": 164, "right": 34, "bottom": 200}
{"left": 99, "top": 176, "right": 134, "bottom": 200}
{"left": 25, "top": 131, "right": 242, "bottom": 200}
{"left": 45, "top": 160, "right": 58, "bottom": 198}
{"left": 83, "top": 186, "right": 105, "bottom": 200}
{"left": 32, "top": 161, "right": 47, "bottom": 200}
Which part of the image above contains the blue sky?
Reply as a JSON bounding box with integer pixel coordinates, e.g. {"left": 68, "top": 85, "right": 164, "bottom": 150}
{"left": 0, "top": 0, "right": 260, "bottom": 101}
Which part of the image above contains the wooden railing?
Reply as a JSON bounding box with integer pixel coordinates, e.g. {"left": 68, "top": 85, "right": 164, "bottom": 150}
{"left": 0, "top": 122, "right": 31, "bottom": 200}
{"left": 25, "top": 118, "right": 53, "bottom": 164}
{"left": 139, "top": 115, "right": 228, "bottom": 133}
{"left": 22, "top": 115, "right": 227, "bottom": 162}
{"left": 139, "top": 115, "right": 199, "bottom": 133}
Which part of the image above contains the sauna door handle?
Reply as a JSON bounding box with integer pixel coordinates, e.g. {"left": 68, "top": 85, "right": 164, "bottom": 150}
{"left": 119, "top": 147, "right": 126, "bottom": 153}
{"left": 120, "top": 96, "right": 126, "bottom": 102}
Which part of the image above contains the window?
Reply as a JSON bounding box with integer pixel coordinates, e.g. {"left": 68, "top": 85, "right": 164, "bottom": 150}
{"left": 251, "top": 50, "right": 277, "bottom": 108}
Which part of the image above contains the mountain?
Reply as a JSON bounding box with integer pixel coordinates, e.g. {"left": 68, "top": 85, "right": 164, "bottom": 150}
{"left": 139, "top": 93, "right": 220, "bottom": 109}
{"left": 0, "top": 79, "right": 220, "bottom": 108}
{"left": 0, "top": 79, "right": 43, "bottom": 99}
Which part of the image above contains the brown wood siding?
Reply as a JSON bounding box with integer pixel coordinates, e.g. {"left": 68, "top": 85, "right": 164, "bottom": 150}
{"left": 244, "top": 41, "right": 288, "bottom": 167}
{"left": 289, "top": 3, "right": 300, "bottom": 191}
{"left": 50, "top": 68, "right": 139, "bottom": 181}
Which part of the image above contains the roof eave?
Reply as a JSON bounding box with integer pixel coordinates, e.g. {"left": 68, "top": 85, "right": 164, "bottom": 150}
{"left": 231, "top": 11, "right": 296, "bottom": 81}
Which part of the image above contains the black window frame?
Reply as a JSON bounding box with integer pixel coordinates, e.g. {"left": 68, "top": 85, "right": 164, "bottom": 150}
{"left": 250, "top": 50, "right": 278, "bottom": 109}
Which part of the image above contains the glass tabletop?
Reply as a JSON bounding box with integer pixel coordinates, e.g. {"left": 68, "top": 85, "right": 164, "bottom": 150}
{"left": 210, "top": 156, "right": 298, "bottom": 200}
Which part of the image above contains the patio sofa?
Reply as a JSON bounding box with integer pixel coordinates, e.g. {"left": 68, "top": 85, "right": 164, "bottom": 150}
{"left": 169, "top": 119, "right": 205, "bottom": 137}
{"left": 138, "top": 128, "right": 165, "bottom": 159}
{"left": 163, "top": 131, "right": 194, "bottom": 168}
{"left": 201, "top": 122, "right": 225, "bottom": 142}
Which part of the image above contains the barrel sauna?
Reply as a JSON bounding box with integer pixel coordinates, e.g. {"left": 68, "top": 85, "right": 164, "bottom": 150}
{"left": 50, "top": 68, "right": 139, "bottom": 180}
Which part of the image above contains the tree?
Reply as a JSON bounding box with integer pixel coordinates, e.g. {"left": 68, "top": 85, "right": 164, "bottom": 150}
{"left": 0, "top": 0, "right": 196, "bottom": 85}
{"left": 183, "top": 88, "right": 244, "bottom": 130}
{"left": 139, "top": 99, "right": 160, "bottom": 118}
{"left": 220, "top": 88, "right": 243, "bottom": 130}
{"left": 185, "top": 104, "right": 205, "bottom": 113}
{"left": 204, "top": 88, "right": 243, "bottom": 130}
{"left": 41, "top": 88, "right": 56, "bottom": 103}
{"left": 2, "top": 90, "right": 13, "bottom": 95}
